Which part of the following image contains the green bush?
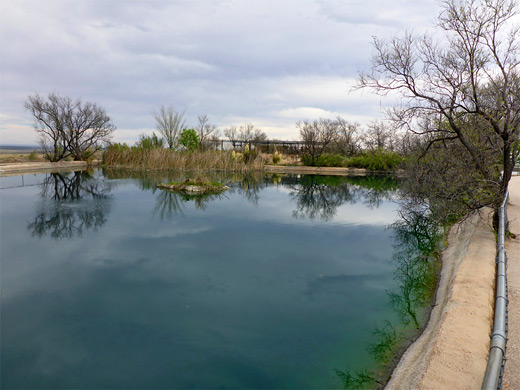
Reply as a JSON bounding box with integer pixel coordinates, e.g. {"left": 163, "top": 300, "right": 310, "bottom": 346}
{"left": 179, "top": 129, "right": 199, "bottom": 152}
{"left": 301, "top": 153, "right": 346, "bottom": 167}
{"left": 346, "top": 150, "right": 404, "bottom": 171}
{"left": 107, "top": 142, "right": 130, "bottom": 151}
{"left": 134, "top": 133, "right": 164, "bottom": 150}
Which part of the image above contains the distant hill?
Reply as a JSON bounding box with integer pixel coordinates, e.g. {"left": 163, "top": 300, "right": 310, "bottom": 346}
{"left": 0, "top": 145, "right": 41, "bottom": 151}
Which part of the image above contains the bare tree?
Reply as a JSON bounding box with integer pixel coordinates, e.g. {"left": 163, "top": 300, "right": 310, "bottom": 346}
{"left": 153, "top": 105, "right": 185, "bottom": 149}
{"left": 252, "top": 128, "right": 268, "bottom": 143}
{"left": 358, "top": 0, "right": 520, "bottom": 203}
{"left": 209, "top": 128, "right": 223, "bottom": 150}
{"left": 237, "top": 123, "right": 268, "bottom": 143}
{"left": 25, "top": 93, "right": 68, "bottom": 162}
{"left": 297, "top": 118, "right": 340, "bottom": 165}
{"left": 25, "top": 93, "right": 115, "bottom": 161}
{"left": 401, "top": 134, "right": 500, "bottom": 222}
{"left": 196, "top": 114, "right": 217, "bottom": 150}
{"left": 224, "top": 126, "right": 239, "bottom": 147}
{"left": 333, "top": 117, "right": 361, "bottom": 155}
{"left": 238, "top": 123, "right": 255, "bottom": 142}
{"left": 362, "top": 120, "right": 395, "bottom": 151}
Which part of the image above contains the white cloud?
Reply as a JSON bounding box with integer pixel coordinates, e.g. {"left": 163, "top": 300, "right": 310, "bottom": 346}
{"left": 277, "top": 107, "right": 340, "bottom": 120}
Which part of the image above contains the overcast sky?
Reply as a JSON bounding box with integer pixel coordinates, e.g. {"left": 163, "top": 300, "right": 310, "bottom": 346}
{"left": 0, "top": 0, "right": 440, "bottom": 145}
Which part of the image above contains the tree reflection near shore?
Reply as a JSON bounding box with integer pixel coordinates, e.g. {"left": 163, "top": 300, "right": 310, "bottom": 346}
{"left": 389, "top": 207, "right": 441, "bottom": 329}
{"left": 335, "top": 202, "right": 442, "bottom": 389}
{"left": 287, "top": 175, "right": 399, "bottom": 221}
{"left": 28, "top": 171, "right": 112, "bottom": 239}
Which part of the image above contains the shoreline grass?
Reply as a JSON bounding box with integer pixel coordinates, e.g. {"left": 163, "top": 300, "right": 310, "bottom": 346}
{"left": 103, "top": 147, "right": 264, "bottom": 172}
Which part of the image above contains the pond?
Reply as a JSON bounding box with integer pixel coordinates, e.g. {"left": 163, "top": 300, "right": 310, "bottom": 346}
{"left": 0, "top": 169, "right": 439, "bottom": 389}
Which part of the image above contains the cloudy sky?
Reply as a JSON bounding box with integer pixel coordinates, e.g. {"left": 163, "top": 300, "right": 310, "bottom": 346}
{"left": 0, "top": 0, "right": 440, "bottom": 145}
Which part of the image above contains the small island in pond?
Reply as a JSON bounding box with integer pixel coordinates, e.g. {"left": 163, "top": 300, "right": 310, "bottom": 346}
{"left": 157, "top": 179, "right": 229, "bottom": 194}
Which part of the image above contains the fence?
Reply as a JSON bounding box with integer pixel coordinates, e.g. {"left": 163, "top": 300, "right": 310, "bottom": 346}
{"left": 481, "top": 191, "right": 509, "bottom": 390}
{"left": 200, "top": 139, "right": 305, "bottom": 154}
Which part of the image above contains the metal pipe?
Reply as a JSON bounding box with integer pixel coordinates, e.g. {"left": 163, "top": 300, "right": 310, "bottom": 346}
{"left": 481, "top": 190, "right": 509, "bottom": 390}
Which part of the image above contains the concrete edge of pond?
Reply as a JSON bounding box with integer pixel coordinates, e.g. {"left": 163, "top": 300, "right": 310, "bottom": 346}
{"left": 0, "top": 162, "right": 401, "bottom": 177}
{"left": 386, "top": 209, "right": 496, "bottom": 390}
{"left": 264, "top": 165, "right": 402, "bottom": 176}
{"left": 0, "top": 161, "right": 101, "bottom": 176}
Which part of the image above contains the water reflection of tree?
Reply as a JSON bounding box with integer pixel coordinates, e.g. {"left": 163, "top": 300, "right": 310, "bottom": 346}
{"left": 226, "top": 172, "right": 267, "bottom": 205}
{"left": 154, "top": 190, "right": 185, "bottom": 219}
{"left": 289, "top": 176, "right": 355, "bottom": 221}
{"left": 28, "top": 171, "right": 112, "bottom": 239}
{"left": 336, "top": 203, "right": 442, "bottom": 390}
{"left": 288, "top": 175, "right": 399, "bottom": 221}
{"left": 103, "top": 168, "right": 177, "bottom": 191}
{"left": 153, "top": 190, "right": 225, "bottom": 219}
{"left": 388, "top": 207, "right": 441, "bottom": 328}
{"left": 104, "top": 168, "right": 267, "bottom": 206}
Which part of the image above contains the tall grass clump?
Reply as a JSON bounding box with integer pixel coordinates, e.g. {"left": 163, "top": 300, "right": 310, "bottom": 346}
{"left": 103, "top": 144, "right": 264, "bottom": 172}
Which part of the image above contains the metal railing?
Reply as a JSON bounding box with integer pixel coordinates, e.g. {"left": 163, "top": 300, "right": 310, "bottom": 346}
{"left": 482, "top": 191, "right": 509, "bottom": 390}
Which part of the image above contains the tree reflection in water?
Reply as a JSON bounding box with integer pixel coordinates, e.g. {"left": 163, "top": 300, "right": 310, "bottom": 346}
{"left": 102, "top": 168, "right": 266, "bottom": 215}
{"left": 28, "top": 171, "right": 112, "bottom": 239}
{"left": 389, "top": 207, "right": 441, "bottom": 329}
{"left": 154, "top": 190, "right": 226, "bottom": 219}
{"left": 288, "top": 175, "right": 398, "bottom": 221}
{"left": 289, "top": 176, "right": 355, "bottom": 221}
{"left": 335, "top": 201, "right": 442, "bottom": 390}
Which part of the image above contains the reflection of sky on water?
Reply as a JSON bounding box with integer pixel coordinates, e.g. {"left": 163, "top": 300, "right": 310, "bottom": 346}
{"left": 1, "top": 171, "right": 402, "bottom": 389}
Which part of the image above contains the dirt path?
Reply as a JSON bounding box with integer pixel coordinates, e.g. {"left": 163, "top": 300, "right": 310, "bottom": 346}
{"left": 503, "top": 176, "right": 520, "bottom": 389}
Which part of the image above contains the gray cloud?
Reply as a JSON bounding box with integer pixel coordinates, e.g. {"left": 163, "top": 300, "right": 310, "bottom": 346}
{"left": 0, "top": 0, "right": 440, "bottom": 144}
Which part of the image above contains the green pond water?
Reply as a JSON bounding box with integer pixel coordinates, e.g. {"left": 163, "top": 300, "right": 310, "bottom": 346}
{"left": 0, "top": 170, "right": 437, "bottom": 389}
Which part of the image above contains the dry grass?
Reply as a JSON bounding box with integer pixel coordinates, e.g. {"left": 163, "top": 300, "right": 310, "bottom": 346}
{"left": 0, "top": 151, "right": 47, "bottom": 163}
{"left": 260, "top": 153, "right": 301, "bottom": 166}
{"left": 103, "top": 148, "right": 264, "bottom": 172}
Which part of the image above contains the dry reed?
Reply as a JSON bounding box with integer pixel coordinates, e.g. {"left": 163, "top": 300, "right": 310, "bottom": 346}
{"left": 103, "top": 148, "right": 264, "bottom": 173}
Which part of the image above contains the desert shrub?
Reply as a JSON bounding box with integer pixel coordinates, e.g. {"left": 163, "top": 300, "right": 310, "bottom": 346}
{"left": 272, "top": 151, "right": 282, "bottom": 164}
